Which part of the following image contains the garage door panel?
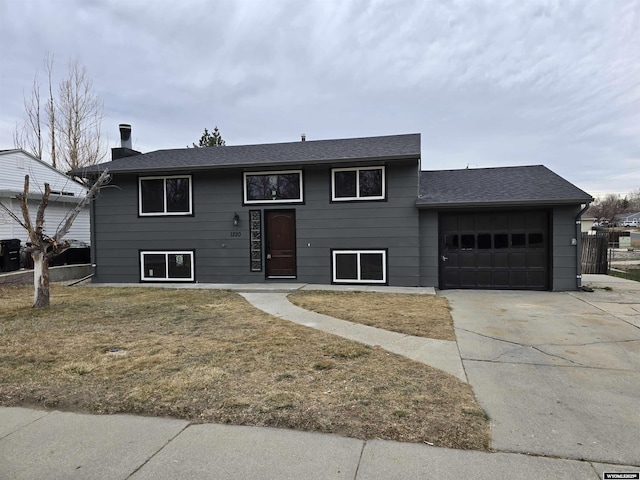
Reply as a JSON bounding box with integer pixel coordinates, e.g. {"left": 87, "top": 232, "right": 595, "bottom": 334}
{"left": 459, "top": 270, "right": 476, "bottom": 287}
{"left": 459, "top": 251, "right": 475, "bottom": 268}
{"left": 527, "top": 251, "right": 546, "bottom": 264}
{"left": 527, "top": 212, "right": 547, "bottom": 229}
{"left": 508, "top": 214, "right": 526, "bottom": 229}
{"left": 510, "top": 252, "right": 527, "bottom": 268}
{"left": 528, "top": 271, "right": 547, "bottom": 288}
{"left": 476, "top": 270, "right": 492, "bottom": 287}
{"left": 510, "top": 270, "right": 527, "bottom": 287}
{"left": 477, "top": 252, "right": 492, "bottom": 268}
{"left": 494, "top": 252, "right": 509, "bottom": 268}
{"left": 443, "top": 270, "right": 459, "bottom": 287}
{"left": 441, "top": 215, "right": 458, "bottom": 230}
{"left": 492, "top": 270, "right": 510, "bottom": 287}
{"left": 440, "top": 211, "right": 549, "bottom": 290}
{"left": 475, "top": 214, "right": 492, "bottom": 230}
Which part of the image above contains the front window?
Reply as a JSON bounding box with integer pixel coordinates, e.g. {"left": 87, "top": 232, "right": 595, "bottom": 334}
{"left": 332, "top": 166, "right": 385, "bottom": 201}
{"left": 243, "top": 170, "right": 303, "bottom": 204}
{"left": 332, "top": 250, "right": 387, "bottom": 284}
{"left": 140, "top": 251, "right": 194, "bottom": 282}
{"left": 139, "top": 176, "right": 192, "bottom": 216}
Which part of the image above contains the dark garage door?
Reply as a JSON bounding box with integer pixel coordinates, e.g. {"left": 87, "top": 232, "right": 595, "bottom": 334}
{"left": 439, "top": 211, "right": 549, "bottom": 290}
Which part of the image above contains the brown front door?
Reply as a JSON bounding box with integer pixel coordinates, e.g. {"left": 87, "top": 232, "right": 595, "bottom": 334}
{"left": 265, "top": 210, "right": 296, "bottom": 277}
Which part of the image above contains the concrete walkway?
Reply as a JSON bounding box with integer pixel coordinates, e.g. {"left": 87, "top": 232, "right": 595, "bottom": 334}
{"left": 1, "top": 406, "right": 637, "bottom": 480}
{"left": 240, "top": 291, "right": 467, "bottom": 382}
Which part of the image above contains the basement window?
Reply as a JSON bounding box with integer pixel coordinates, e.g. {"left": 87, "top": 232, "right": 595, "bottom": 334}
{"left": 332, "top": 250, "right": 387, "bottom": 284}
{"left": 140, "top": 251, "right": 194, "bottom": 282}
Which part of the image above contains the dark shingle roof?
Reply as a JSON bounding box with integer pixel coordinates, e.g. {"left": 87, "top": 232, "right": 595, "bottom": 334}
{"left": 71, "top": 134, "right": 421, "bottom": 175}
{"left": 417, "top": 165, "right": 593, "bottom": 207}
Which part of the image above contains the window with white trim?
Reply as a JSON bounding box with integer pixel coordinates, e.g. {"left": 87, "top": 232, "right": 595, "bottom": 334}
{"left": 332, "top": 250, "right": 387, "bottom": 284}
{"left": 332, "top": 166, "right": 385, "bottom": 201}
{"left": 243, "top": 170, "right": 303, "bottom": 204}
{"left": 139, "top": 175, "right": 192, "bottom": 216}
{"left": 140, "top": 251, "right": 194, "bottom": 281}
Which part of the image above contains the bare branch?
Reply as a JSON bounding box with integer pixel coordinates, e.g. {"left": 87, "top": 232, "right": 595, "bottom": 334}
{"left": 35, "top": 183, "right": 50, "bottom": 238}
{"left": 45, "top": 53, "right": 57, "bottom": 169}
{"left": 13, "top": 72, "right": 44, "bottom": 159}
{"left": 17, "top": 175, "right": 38, "bottom": 245}
{"left": 54, "top": 169, "right": 110, "bottom": 241}
{"left": 0, "top": 201, "right": 29, "bottom": 231}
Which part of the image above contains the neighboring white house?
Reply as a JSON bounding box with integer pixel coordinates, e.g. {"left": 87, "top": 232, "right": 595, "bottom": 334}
{"left": 0, "top": 149, "right": 90, "bottom": 244}
{"left": 580, "top": 215, "right": 597, "bottom": 233}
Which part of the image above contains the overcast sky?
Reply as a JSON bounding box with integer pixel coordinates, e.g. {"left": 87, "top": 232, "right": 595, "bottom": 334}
{"left": 1, "top": 0, "right": 639, "bottom": 198}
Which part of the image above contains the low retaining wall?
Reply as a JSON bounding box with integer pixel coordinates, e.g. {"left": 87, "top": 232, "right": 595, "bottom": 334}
{"left": 0, "top": 264, "right": 92, "bottom": 286}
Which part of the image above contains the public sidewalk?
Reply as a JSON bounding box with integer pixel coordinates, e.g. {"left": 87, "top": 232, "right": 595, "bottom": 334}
{"left": 1, "top": 406, "right": 637, "bottom": 480}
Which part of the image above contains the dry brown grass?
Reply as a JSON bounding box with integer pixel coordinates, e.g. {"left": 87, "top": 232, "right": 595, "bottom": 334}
{"left": 288, "top": 291, "right": 455, "bottom": 340}
{"left": 0, "top": 284, "right": 488, "bottom": 450}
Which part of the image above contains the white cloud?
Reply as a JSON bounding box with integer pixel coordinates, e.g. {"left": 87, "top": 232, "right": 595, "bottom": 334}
{"left": 1, "top": 0, "right": 638, "bottom": 195}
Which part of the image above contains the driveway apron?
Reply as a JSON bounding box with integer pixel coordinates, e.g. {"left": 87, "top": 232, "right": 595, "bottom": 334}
{"left": 442, "top": 282, "right": 640, "bottom": 466}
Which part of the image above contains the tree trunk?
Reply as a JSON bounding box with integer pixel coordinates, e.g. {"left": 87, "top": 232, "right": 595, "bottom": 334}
{"left": 0, "top": 170, "right": 109, "bottom": 308}
{"left": 32, "top": 251, "right": 50, "bottom": 308}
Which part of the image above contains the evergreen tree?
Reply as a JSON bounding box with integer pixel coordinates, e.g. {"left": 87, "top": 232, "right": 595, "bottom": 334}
{"left": 192, "top": 126, "right": 225, "bottom": 147}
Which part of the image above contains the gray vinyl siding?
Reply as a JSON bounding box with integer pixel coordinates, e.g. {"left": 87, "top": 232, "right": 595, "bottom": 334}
{"left": 91, "top": 160, "right": 420, "bottom": 286}
{"left": 551, "top": 205, "right": 581, "bottom": 291}
{"left": 418, "top": 210, "right": 439, "bottom": 287}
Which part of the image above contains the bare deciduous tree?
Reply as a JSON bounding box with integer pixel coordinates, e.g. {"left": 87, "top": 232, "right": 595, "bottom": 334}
{"left": 13, "top": 54, "right": 105, "bottom": 172}
{"left": 588, "top": 193, "right": 633, "bottom": 223}
{"left": 627, "top": 188, "right": 640, "bottom": 212}
{"left": 13, "top": 73, "right": 43, "bottom": 161}
{"left": 0, "top": 170, "right": 110, "bottom": 308}
{"left": 56, "top": 59, "right": 105, "bottom": 171}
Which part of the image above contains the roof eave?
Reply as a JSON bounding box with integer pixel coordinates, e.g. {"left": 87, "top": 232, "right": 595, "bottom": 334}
{"left": 81, "top": 154, "right": 420, "bottom": 175}
{"left": 0, "top": 189, "right": 86, "bottom": 204}
{"left": 415, "top": 198, "right": 594, "bottom": 209}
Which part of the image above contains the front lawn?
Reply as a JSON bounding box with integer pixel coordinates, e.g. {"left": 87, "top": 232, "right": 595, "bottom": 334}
{"left": 0, "top": 285, "right": 489, "bottom": 450}
{"left": 288, "top": 290, "right": 455, "bottom": 340}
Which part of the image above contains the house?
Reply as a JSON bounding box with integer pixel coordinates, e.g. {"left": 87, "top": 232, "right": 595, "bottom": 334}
{"left": 0, "top": 149, "right": 90, "bottom": 245}
{"left": 71, "top": 127, "right": 593, "bottom": 290}
{"left": 616, "top": 212, "right": 640, "bottom": 227}
{"left": 580, "top": 215, "right": 597, "bottom": 233}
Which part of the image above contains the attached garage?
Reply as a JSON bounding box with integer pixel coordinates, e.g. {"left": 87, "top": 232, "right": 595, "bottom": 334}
{"left": 439, "top": 211, "right": 549, "bottom": 290}
{"left": 417, "top": 166, "right": 593, "bottom": 291}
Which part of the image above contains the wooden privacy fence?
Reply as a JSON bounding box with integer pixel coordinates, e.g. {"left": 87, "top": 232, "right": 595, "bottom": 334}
{"left": 581, "top": 232, "right": 608, "bottom": 274}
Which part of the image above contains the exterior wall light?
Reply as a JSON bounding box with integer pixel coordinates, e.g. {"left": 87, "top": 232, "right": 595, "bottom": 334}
{"left": 233, "top": 213, "right": 240, "bottom": 226}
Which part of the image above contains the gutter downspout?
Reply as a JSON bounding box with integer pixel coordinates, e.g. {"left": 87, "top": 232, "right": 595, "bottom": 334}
{"left": 90, "top": 179, "right": 97, "bottom": 281}
{"left": 575, "top": 202, "right": 592, "bottom": 289}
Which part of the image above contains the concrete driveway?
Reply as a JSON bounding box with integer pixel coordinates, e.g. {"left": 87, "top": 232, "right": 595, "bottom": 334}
{"left": 442, "top": 275, "right": 640, "bottom": 466}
